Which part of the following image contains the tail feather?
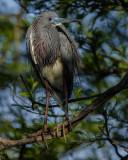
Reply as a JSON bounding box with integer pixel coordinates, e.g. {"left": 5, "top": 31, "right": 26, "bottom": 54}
{"left": 49, "top": 85, "right": 64, "bottom": 107}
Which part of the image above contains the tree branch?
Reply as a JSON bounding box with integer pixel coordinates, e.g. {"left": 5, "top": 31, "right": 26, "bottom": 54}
{"left": 0, "top": 72, "right": 128, "bottom": 150}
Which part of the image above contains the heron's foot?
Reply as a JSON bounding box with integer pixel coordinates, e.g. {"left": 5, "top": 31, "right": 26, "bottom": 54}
{"left": 35, "top": 128, "right": 48, "bottom": 149}
{"left": 56, "top": 123, "right": 66, "bottom": 142}
{"left": 56, "top": 123, "right": 60, "bottom": 138}
{"left": 62, "top": 122, "right": 67, "bottom": 142}
{"left": 35, "top": 129, "right": 43, "bottom": 141}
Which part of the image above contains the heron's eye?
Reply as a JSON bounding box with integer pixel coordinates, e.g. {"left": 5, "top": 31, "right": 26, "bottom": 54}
{"left": 49, "top": 18, "right": 52, "bottom": 21}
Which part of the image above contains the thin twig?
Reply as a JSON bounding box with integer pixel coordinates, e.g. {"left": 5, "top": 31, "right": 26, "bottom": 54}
{"left": 20, "top": 75, "right": 35, "bottom": 110}
{"left": 99, "top": 127, "right": 122, "bottom": 158}
{"left": 100, "top": 112, "right": 128, "bottom": 159}
{"left": 8, "top": 90, "right": 30, "bottom": 106}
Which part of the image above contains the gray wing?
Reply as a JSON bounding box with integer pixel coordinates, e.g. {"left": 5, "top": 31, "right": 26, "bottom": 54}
{"left": 56, "top": 24, "right": 81, "bottom": 98}
{"left": 57, "top": 24, "right": 81, "bottom": 71}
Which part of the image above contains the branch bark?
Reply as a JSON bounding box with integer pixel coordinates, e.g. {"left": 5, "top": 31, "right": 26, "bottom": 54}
{"left": 0, "top": 72, "right": 128, "bottom": 150}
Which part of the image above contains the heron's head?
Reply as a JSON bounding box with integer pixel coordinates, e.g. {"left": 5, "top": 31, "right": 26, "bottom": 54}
{"left": 40, "top": 11, "right": 81, "bottom": 26}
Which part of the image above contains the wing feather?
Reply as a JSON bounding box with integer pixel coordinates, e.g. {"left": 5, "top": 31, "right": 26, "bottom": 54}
{"left": 56, "top": 24, "right": 81, "bottom": 97}
{"left": 26, "top": 17, "right": 60, "bottom": 66}
{"left": 56, "top": 25, "right": 81, "bottom": 71}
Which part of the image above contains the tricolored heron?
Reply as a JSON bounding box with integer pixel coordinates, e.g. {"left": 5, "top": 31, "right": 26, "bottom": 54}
{"left": 26, "top": 11, "right": 81, "bottom": 134}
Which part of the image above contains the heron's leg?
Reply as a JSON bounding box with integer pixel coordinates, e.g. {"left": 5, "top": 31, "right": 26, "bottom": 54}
{"left": 41, "top": 81, "right": 50, "bottom": 148}
{"left": 35, "top": 81, "right": 50, "bottom": 148}
{"left": 64, "top": 80, "right": 69, "bottom": 120}
{"left": 56, "top": 80, "right": 68, "bottom": 141}
{"left": 60, "top": 80, "right": 71, "bottom": 142}
{"left": 64, "top": 80, "right": 73, "bottom": 132}
{"left": 44, "top": 81, "right": 50, "bottom": 131}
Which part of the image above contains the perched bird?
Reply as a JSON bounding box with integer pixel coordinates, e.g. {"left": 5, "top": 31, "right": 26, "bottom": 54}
{"left": 26, "top": 11, "right": 81, "bottom": 132}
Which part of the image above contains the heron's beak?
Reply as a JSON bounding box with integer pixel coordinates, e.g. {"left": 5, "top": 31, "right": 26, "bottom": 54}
{"left": 51, "top": 18, "right": 82, "bottom": 24}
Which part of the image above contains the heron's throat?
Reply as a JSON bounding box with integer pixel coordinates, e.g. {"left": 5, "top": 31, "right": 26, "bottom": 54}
{"left": 41, "top": 58, "right": 64, "bottom": 91}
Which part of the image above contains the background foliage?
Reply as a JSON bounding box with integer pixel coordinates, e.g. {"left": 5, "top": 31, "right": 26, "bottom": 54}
{"left": 0, "top": 0, "right": 128, "bottom": 159}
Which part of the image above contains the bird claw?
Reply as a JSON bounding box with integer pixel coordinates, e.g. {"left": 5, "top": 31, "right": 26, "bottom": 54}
{"left": 56, "top": 122, "right": 67, "bottom": 142}
{"left": 35, "top": 129, "right": 48, "bottom": 149}
{"left": 34, "top": 129, "right": 42, "bottom": 142}
{"left": 62, "top": 122, "right": 67, "bottom": 142}
{"left": 41, "top": 131, "right": 49, "bottom": 149}
{"left": 62, "top": 119, "right": 73, "bottom": 143}
{"left": 56, "top": 118, "right": 73, "bottom": 142}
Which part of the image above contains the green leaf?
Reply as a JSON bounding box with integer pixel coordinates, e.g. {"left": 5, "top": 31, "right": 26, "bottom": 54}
{"left": 19, "top": 91, "right": 29, "bottom": 97}
{"left": 74, "top": 88, "right": 82, "bottom": 98}
{"left": 32, "top": 81, "right": 38, "bottom": 90}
